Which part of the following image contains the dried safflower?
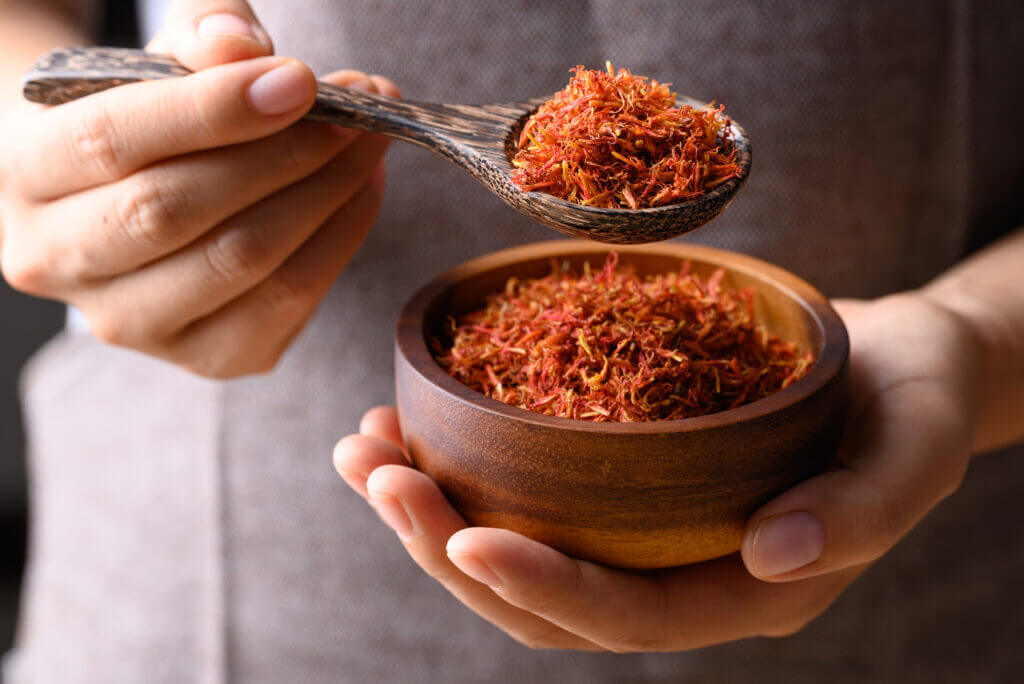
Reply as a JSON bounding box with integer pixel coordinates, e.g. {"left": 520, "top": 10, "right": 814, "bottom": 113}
{"left": 433, "top": 254, "right": 811, "bottom": 422}
{"left": 512, "top": 63, "right": 742, "bottom": 209}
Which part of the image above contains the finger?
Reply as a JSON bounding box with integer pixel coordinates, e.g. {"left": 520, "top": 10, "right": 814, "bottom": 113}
{"left": 154, "top": 169, "right": 385, "bottom": 378}
{"left": 358, "top": 406, "right": 405, "bottom": 448}
{"left": 333, "top": 433, "right": 407, "bottom": 498}
{"left": 317, "top": 71, "right": 400, "bottom": 101}
{"left": 15, "top": 56, "right": 317, "bottom": 199}
{"left": 741, "top": 374, "right": 971, "bottom": 582}
{"left": 741, "top": 299, "right": 974, "bottom": 582}
{"left": 315, "top": 71, "right": 401, "bottom": 142}
{"left": 447, "top": 527, "right": 862, "bottom": 651}
{"left": 79, "top": 132, "right": 391, "bottom": 345}
{"left": 31, "top": 122, "right": 358, "bottom": 284}
{"left": 148, "top": 0, "right": 273, "bottom": 69}
{"left": 26, "top": 72, "right": 379, "bottom": 287}
{"left": 368, "top": 75, "right": 401, "bottom": 99}
{"left": 366, "top": 465, "right": 603, "bottom": 651}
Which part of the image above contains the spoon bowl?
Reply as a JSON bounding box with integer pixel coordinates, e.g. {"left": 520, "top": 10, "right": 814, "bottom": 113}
{"left": 23, "top": 46, "right": 751, "bottom": 244}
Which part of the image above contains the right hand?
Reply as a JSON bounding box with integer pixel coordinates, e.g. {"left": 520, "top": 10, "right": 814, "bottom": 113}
{"left": 0, "top": 0, "right": 399, "bottom": 378}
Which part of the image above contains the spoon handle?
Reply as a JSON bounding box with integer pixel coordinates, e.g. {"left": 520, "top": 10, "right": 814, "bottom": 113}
{"left": 22, "top": 46, "right": 511, "bottom": 154}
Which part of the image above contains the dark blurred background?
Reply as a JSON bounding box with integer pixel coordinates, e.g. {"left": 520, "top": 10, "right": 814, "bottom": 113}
{"left": 0, "top": 286, "right": 62, "bottom": 651}
{"left": 0, "top": 0, "right": 139, "bottom": 654}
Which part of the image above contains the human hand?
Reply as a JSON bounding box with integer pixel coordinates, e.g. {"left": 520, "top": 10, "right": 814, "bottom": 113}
{"left": 0, "top": 0, "right": 398, "bottom": 377}
{"left": 332, "top": 293, "right": 980, "bottom": 650}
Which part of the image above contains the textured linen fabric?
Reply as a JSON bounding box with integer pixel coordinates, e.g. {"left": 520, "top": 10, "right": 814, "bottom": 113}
{"left": 10, "top": 1, "right": 1024, "bottom": 682}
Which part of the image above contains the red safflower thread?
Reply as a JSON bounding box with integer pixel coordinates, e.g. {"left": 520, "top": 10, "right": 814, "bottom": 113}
{"left": 511, "top": 63, "right": 742, "bottom": 209}
{"left": 433, "top": 254, "right": 812, "bottom": 422}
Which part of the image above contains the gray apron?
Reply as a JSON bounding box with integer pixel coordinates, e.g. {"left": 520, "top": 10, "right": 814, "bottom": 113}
{"left": 10, "top": 1, "right": 1024, "bottom": 682}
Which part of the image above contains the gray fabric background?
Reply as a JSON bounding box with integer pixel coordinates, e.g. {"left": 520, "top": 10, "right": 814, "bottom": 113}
{"left": 9, "top": 1, "right": 1024, "bottom": 682}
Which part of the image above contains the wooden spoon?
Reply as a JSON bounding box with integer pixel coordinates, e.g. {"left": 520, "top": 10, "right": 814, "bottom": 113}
{"left": 23, "top": 46, "right": 751, "bottom": 244}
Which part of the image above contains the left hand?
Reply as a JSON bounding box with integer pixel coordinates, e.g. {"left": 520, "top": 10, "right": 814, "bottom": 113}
{"left": 332, "top": 292, "right": 980, "bottom": 651}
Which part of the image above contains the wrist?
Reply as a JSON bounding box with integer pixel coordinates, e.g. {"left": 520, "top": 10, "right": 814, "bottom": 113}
{"left": 913, "top": 288, "right": 988, "bottom": 453}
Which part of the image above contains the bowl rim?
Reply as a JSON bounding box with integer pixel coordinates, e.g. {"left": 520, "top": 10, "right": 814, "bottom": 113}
{"left": 396, "top": 240, "right": 848, "bottom": 434}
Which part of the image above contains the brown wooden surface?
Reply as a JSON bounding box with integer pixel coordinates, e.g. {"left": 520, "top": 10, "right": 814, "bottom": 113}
{"left": 395, "top": 241, "right": 849, "bottom": 569}
{"left": 22, "top": 46, "right": 751, "bottom": 245}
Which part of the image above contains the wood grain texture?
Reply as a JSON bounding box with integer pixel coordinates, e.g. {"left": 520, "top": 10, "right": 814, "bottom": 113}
{"left": 395, "top": 241, "right": 849, "bottom": 569}
{"left": 22, "top": 46, "right": 751, "bottom": 245}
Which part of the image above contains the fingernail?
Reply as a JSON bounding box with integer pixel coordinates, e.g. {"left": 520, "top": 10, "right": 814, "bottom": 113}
{"left": 447, "top": 551, "right": 502, "bottom": 589}
{"left": 338, "top": 470, "right": 368, "bottom": 498}
{"left": 346, "top": 76, "right": 375, "bottom": 93}
{"left": 247, "top": 61, "right": 313, "bottom": 115}
{"left": 197, "top": 13, "right": 258, "bottom": 40}
{"left": 751, "top": 512, "right": 826, "bottom": 578}
{"left": 368, "top": 489, "right": 413, "bottom": 540}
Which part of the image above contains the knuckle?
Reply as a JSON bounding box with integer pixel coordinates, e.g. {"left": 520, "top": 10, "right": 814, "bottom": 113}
{"left": 514, "top": 637, "right": 547, "bottom": 651}
{"left": 878, "top": 501, "right": 919, "bottom": 557}
{"left": 865, "top": 520, "right": 901, "bottom": 563}
{"left": 87, "top": 313, "right": 129, "bottom": 347}
{"left": 518, "top": 591, "right": 568, "bottom": 621}
{"left": 203, "top": 228, "right": 276, "bottom": 285}
{"left": 277, "top": 128, "right": 310, "bottom": 175}
{"left": 1, "top": 243, "right": 51, "bottom": 295}
{"left": 511, "top": 624, "right": 565, "bottom": 651}
{"left": 761, "top": 615, "right": 814, "bottom": 639}
{"left": 176, "top": 354, "right": 238, "bottom": 380}
{"left": 188, "top": 361, "right": 237, "bottom": 380}
{"left": 604, "top": 631, "right": 664, "bottom": 653}
{"left": 419, "top": 558, "right": 464, "bottom": 585}
{"left": 69, "top": 107, "right": 126, "bottom": 180}
{"left": 762, "top": 594, "right": 835, "bottom": 639}
{"left": 85, "top": 307, "right": 163, "bottom": 350}
{"left": 184, "top": 90, "right": 223, "bottom": 146}
{"left": 259, "top": 271, "right": 319, "bottom": 317}
{"left": 852, "top": 476, "right": 906, "bottom": 561}
{"left": 163, "top": 329, "right": 289, "bottom": 381}
{"left": 116, "top": 179, "right": 191, "bottom": 248}
{"left": 939, "top": 454, "right": 969, "bottom": 501}
{"left": 184, "top": 349, "right": 280, "bottom": 380}
{"left": 870, "top": 510, "right": 903, "bottom": 559}
{"left": 251, "top": 352, "right": 283, "bottom": 376}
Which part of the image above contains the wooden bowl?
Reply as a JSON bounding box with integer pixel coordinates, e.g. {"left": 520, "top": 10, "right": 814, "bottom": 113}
{"left": 395, "top": 241, "right": 849, "bottom": 569}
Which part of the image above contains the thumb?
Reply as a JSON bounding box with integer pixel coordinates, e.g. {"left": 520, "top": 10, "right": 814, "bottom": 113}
{"left": 147, "top": 0, "right": 273, "bottom": 71}
{"left": 740, "top": 349, "right": 972, "bottom": 583}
